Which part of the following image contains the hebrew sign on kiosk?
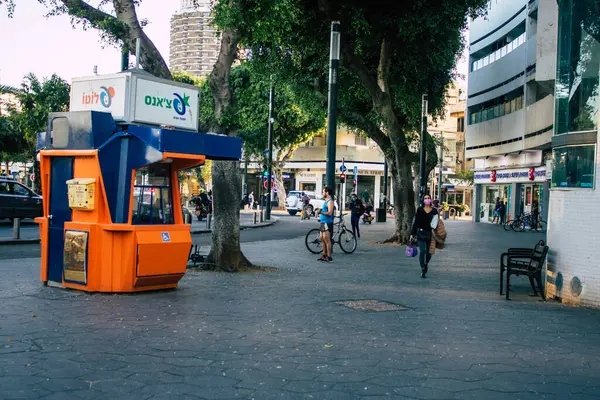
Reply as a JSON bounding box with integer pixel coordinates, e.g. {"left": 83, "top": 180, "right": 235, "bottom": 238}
{"left": 69, "top": 71, "right": 200, "bottom": 131}
{"left": 36, "top": 70, "right": 241, "bottom": 293}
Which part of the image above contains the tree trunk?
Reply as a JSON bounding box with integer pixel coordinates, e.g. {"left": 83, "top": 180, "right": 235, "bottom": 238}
{"left": 384, "top": 153, "right": 416, "bottom": 244}
{"left": 274, "top": 169, "right": 287, "bottom": 210}
{"left": 205, "top": 28, "right": 249, "bottom": 272}
{"left": 206, "top": 160, "right": 250, "bottom": 271}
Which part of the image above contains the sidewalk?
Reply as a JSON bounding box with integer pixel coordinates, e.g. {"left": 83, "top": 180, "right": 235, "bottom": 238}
{"left": 1, "top": 221, "right": 600, "bottom": 399}
{"left": 0, "top": 213, "right": 277, "bottom": 244}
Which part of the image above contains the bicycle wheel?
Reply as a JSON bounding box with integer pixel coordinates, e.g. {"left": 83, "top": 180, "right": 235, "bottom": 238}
{"left": 503, "top": 220, "right": 513, "bottom": 231}
{"left": 532, "top": 220, "right": 547, "bottom": 233}
{"left": 338, "top": 228, "right": 357, "bottom": 254}
{"left": 511, "top": 219, "right": 525, "bottom": 232}
{"left": 305, "top": 228, "right": 322, "bottom": 254}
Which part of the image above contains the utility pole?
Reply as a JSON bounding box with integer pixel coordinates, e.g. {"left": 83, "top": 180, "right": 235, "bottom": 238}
{"left": 438, "top": 132, "right": 444, "bottom": 202}
{"left": 266, "top": 83, "right": 275, "bottom": 220}
{"left": 418, "top": 94, "right": 428, "bottom": 204}
{"left": 325, "top": 21, "right": 341, "bottom": 194}
{"left": 121, "top": 47, "right": 129, "bottom": 72}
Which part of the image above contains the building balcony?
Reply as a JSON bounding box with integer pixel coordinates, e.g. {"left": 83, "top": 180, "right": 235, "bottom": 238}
{"left": 524, "top": 94, "right": 553, "bottom": 149}
{"left": 466, "top": 109, "right": 525, "bottom": 159}
{"left": 291, "top": 144, "right": 384, "bottom": 164}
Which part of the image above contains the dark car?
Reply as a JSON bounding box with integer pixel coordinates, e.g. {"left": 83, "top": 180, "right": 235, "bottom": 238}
{"left": 0, "top": 178, "right": 43, "bottom": 220}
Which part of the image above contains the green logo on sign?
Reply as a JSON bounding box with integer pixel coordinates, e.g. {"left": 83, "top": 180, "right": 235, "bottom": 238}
{"left": 144, "top": 93, "right": 191, "bottom": 116}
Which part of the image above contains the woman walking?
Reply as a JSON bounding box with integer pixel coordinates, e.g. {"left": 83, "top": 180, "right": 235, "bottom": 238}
{"left": 349, "top": 193, "right": 364, "bottom": 240}
{"left": 411, "top": 194, "right": 439, "bottom": 278}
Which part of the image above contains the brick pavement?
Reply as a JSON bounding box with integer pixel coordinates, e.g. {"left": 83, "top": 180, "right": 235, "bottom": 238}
{"left": 1, "top": 220, "right": 600, "bottom": 399}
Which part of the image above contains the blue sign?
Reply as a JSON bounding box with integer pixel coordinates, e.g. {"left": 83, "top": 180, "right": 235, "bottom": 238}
{"left": 161, "top": 232, "right": 171, "bottom": 242}
{"left": 353, "top": 166, "right": 358, "bottom": 175}
{"left": 340, "top": 165, "right": 347, "bottom": 173}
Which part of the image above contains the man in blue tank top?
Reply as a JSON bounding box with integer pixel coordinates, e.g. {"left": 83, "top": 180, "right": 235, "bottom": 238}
{"left": 316, "top": 186, "right": 335, "bottom": 262}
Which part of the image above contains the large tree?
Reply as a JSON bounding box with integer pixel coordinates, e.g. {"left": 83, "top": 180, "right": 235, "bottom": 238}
{"left": 214, "top": 0, "right": 486, "bottom": 243}
{"left": 214, "top": 64, "right": 326, "bottom": 208}
{"left": 4, "top": 0, "right": 280, "bottom": 271}
{"left": 0, "top": 75, "right": 70, "bottom": 188}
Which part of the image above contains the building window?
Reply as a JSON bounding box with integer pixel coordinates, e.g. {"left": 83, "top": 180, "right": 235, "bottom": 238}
{"left": 457, "top": 117, "right": 465, "bottom": 132}
{"left": 471, "top": 32, "right": 526, "bottom": 72}
{"left": 468, "top": 91, "right": 524, "bottom": 125}
{"left": 555, "top": 0, "right": 600, "bottom": 135}
{"left": 552, "top": 145, "right": 595, "bottom": 189}
{"left": 355, "top": 135, "right": 368, "bottom": 146}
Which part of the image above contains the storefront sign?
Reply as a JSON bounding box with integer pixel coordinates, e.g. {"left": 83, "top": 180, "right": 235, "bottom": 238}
{"left": 474, "top": 167, "right": 547, "bottom": 184}
{"left": 357, "top": 170, "right": 383, "bottom": 176}
{"left": 297, "top": 173, "right": 317, "bottom": 179}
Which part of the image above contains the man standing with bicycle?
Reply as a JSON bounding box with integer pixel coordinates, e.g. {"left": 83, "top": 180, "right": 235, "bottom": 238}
{"left": 315, "top": 186, "right": 335, "bottom": 262}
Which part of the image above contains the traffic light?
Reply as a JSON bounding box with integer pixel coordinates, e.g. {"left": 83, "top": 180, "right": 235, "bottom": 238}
{"left": 262, "top": 164, "right": 268, "bottom": 177}
{"left": 353, "top": 179, "right": 357, "bottom": 186}
{"left": 340, "top": 173, "right": 345, "bottom": 183}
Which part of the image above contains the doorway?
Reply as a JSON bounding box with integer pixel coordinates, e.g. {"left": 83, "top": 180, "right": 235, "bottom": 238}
{"left": 520, "top": 184, "right": 542, "bottom": 216}
{"left": 47, "top": 157, "right": 74, "bottom": 284}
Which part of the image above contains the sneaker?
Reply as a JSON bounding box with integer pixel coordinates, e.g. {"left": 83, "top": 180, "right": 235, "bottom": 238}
{"left": 317, "top": 256, "right": 327, "bottom": 262}
{"left": 327, "top": 257, "right": 333, "bottom": 262}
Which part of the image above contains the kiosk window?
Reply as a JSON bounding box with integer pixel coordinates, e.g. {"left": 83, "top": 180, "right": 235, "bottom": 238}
{"left": 132, "top": 164, "right": 174, "bottom": 224}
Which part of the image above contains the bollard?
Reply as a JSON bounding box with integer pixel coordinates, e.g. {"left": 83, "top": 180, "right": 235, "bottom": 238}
{"left": 253, "top": 212, "right": 258, "bottom": 224}
{"left": 259, "top": 211, "right": 264, "bottom": 223}
{"left": 13, "top": 218, "right": 21, "bottom": 240}
{"left": 206, "top": 214, "right": 212, "bottom": 230}
{"left": 185, "top": 213, "right": 191, "bottom": 225}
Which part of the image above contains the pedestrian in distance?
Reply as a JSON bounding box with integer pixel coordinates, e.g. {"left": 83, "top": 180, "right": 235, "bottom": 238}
{"left": 411, "top": 194, "right": 439, "bottom": 278}
{"left": 315, "top": 186, "right": 335, "bottom": 262}
{"left": 248, "top": 192, "right": 254, "bottom": 210}
{"left": 349, "top": 193, "right": 364, "bottom": 240}
{"left": 499, "top": 201, "right": 506, "bottom": 225}
{"left": 492, "top": 197, "right": 502, "bottom": 224}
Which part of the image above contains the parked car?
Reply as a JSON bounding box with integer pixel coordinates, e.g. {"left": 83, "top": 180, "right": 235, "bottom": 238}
{"left": 284, "top": 190, "right": 337, "bottom": 216}
{"left": 0, "top": 178, "right": 43, "bottom": 220}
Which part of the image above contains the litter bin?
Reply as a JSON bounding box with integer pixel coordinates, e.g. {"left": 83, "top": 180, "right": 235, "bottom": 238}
{"left": 376, "top": 208, "right": 386, "bottom": 222}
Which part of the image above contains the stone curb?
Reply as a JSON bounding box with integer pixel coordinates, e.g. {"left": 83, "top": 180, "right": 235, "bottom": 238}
{"left": 190, "top": 216, "right": 278, "bottom": 235}
{"left": 0, "top": 238, "right": 41, "bottom": 245}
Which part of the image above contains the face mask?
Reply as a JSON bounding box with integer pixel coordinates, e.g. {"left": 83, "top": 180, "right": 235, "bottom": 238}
{"left": 424, "top": 199, "right": 432, "bottom": 206}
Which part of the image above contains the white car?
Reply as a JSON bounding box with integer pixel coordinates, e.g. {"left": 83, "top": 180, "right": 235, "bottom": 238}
{"left": 284, "top": 191, "right": 337, "bottom": 216}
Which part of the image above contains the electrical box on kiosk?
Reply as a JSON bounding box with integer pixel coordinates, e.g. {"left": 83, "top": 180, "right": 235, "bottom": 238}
{"left": 35, "top": 70, "right": 242, "bottom": 293}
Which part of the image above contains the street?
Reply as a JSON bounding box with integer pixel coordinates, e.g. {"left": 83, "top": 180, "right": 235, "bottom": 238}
{"left": 0, "top": 213, "right": 323, "bottom": 261}
{"left": 2, "top": 220, "right": 600, "bottom": 399}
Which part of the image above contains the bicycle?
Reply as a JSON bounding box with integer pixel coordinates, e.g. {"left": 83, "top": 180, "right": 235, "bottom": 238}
{"left": 508, "top": 213, "right": 547, "bottom": 233}
{"left": 305, "top": 213, "right": 357, "bottom": 254}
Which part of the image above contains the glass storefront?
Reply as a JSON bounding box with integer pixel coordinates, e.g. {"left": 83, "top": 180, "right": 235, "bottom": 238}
{"left": 553, "top": 0, "right": 599, "bottom": 188}
{"left": 482, "top": 185, "right": 509, "bottom": 223}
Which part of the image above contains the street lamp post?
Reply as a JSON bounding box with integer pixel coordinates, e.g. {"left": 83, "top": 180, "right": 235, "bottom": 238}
{"left": 266, "top": 83, "right": 275, "bottom": 220}
{"left": 438, "top": 131, "right": 444, "bottom": 202}
{"left": 418, "top": 94, "right": 428, "bottom": 204}
{"left": 325, "top": 21, "right": 341, "bottom": 195}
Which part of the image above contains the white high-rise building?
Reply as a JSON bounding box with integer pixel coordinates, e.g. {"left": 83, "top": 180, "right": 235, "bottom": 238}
{"left": 169, "top": 0, "right": 220, "bottom": 78}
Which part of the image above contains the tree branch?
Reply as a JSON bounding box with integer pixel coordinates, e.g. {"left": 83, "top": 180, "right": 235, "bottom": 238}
{"left": 377, "top": 37, "right": 392, "bottom": 93}
{"left": 57, "top": 0, "right": 171, "bottom": 78}
{"left": 342, "top": 110, "right": 392, "bottom": 156}
{"left": 209, "top": 28, "right": 240, "bottom": 131}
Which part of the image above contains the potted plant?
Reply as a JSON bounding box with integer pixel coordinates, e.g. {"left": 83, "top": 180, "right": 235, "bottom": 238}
{"left": 441, "top": 202, "right": 450, "bottom": 219}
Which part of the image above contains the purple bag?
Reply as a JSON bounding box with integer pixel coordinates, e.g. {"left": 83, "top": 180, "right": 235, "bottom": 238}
{"left": 405, "top": 245, "right": 418, "bottom": 258}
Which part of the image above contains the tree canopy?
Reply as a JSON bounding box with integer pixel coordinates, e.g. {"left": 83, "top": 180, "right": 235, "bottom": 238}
{"left": 213, "top": 0, "right": 487, "bottom": 241}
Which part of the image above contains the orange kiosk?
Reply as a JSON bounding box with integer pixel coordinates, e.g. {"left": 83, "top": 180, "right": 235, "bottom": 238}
{"left": 35, "top": 72, "right": 241, "bottom": 292}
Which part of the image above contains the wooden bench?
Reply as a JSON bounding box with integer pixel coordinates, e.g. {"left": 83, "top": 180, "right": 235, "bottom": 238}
{"left": 502, "top": 241, "right": 549, "bottom": 300}
{"left": 499, "top": 240, "right": 545, "bottom": 296}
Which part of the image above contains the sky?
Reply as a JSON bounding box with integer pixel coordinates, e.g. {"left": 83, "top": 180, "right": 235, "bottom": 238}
{"left": 0, "top": 0, "right": 469, "bottom": 89}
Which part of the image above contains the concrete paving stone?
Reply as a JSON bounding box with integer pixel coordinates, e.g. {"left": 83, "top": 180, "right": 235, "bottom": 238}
{"left": 2, "top": 221, "right": 600, "bottom": 398}
{"left": 281, "top": 381, "right": 335, "bottom": 393}
{"left": 181, "top": 374, "right": 241, "bottom": 388}
{"left": 332, "top": 382, "right": 397, "bottom": 396}
{"left": 235, "top": 377, "right": 288, "bottom": 391}
{"left": 388, "top": 385, "right": 457, "bottom": 400}
{"left": 35, "top": 377, "right": 91, "bottom": 393}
